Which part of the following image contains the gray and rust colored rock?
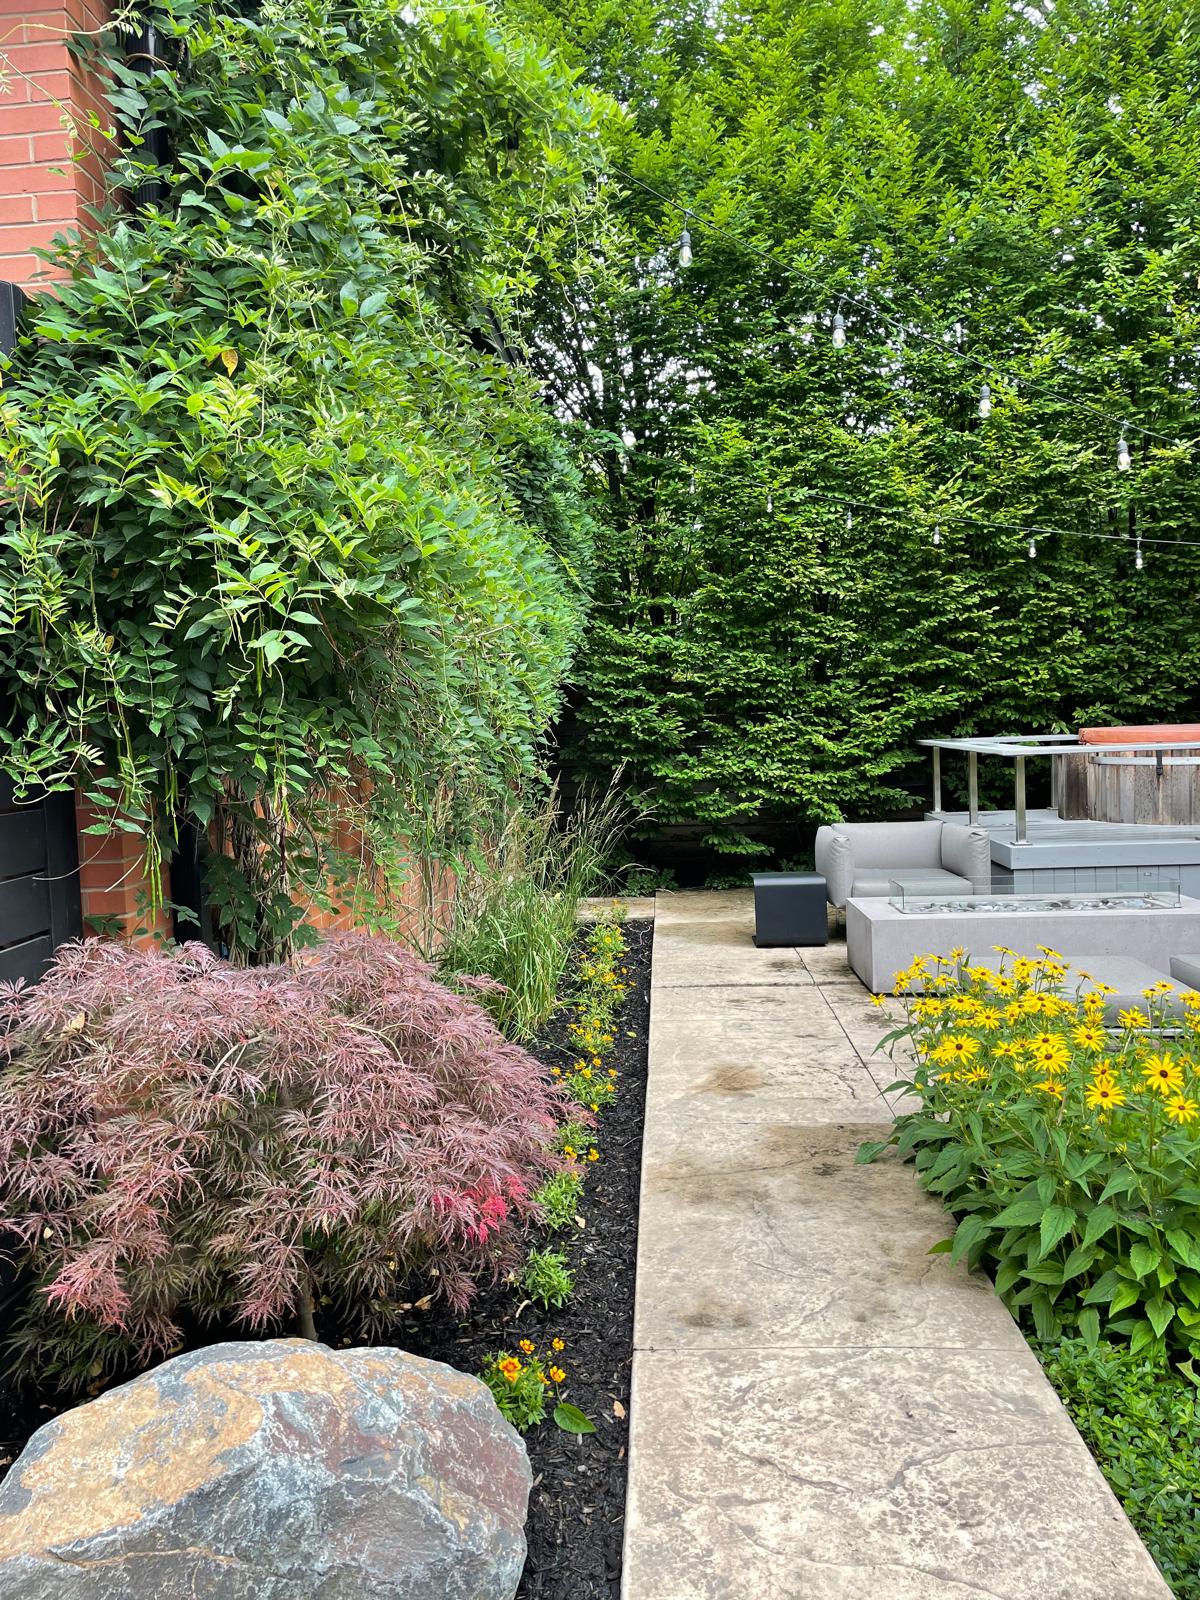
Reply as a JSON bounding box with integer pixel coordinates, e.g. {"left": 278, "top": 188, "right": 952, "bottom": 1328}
{"left": 0, "top": 1338, "right": 530, "bottom": 1599}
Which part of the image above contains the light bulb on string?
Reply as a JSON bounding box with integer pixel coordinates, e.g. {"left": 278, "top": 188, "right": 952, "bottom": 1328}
{"left": 678, "top": 229, "right": 692, "bottom": 269}
{"left": 932, "top": 523, "right": 942, "bottom": 547}
{"left": 766, "top": 490, "right": 773, "bottom": 514}
{"left": 1027, "top": 534, "right": 1038, "bottom": 559}
{"left": 832, "top": 309, "right": 846, "bottom": 349}
{"left": 1117, "top": 428, "right": 1132, "bottom": 472}
{"left": 1135, "top": 535, "right": 1144, "bottom": 571}
{"left": 845, "top": 508, "right": 853, "bottom": 530}
{"left": 978, "top": 383, "right": 992, "bottom": 419}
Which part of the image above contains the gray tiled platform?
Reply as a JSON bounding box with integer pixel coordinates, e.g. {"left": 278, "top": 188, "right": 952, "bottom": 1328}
{"left": 622, "top": 889, "right": 1170, "bottom": 1600}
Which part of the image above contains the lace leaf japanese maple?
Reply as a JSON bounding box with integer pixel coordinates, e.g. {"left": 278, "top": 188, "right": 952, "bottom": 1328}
{"left": 0, "top": 933, "right": 572, "bottom": 1390}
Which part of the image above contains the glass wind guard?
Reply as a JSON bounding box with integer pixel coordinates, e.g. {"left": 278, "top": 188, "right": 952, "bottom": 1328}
{"left": 888, "top": 868, "right": 1182, "bottom": 914}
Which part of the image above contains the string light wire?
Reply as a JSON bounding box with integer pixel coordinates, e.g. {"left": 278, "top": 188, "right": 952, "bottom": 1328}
{"left": 613, "top": 165, "right": 1189, "bottom": 450}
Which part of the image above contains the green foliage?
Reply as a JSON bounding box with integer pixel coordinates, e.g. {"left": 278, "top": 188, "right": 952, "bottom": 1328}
{"left": 482, "top": 1350, "right": 550, "bottom": 1430}
{"left": 0, "top": 0, "right": 604, "bottom": 957}
{"left": 552, "top": 1118, "right": 592, "bottom": 1155}
{"left": 521, "top": 1247, "right": 575, "bottom": 1308}
{"left": 863, "top": 953, "right": 1200, "bottom": 1358}
{"left": 437, "top": 784, "right": 625, "bottom": 1038}
{"left": 533, "top": 1168, "right": 585, "bottom": 1232}
{"left": 1042, "top": 1341, "right": 1200, "bottom": 1598}
{"left": 513, "top": 0, "right": 1200, "bottom": 852}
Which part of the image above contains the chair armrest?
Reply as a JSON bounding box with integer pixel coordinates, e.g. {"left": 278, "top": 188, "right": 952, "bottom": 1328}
{"left": 939, "top": 823, "right": 991, "bottom": 886}
{"left": 814, "top": 827, "right": 852, "bottom": 909}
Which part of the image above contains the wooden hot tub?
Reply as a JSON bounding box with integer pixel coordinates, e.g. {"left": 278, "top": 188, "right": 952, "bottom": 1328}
{"left": 1058, "top": 725, "right": 1200, "bottom": 826}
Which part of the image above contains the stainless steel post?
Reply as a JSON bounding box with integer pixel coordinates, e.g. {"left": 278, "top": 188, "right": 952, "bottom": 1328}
{"left": 932, "top": 747, "right": 942, "bottom": 814}
{"left": 1014, "top": 755, "right": 1028, "bottom": 844}
{"left": 968, "top": 751, "right": 979, "bottom": 827}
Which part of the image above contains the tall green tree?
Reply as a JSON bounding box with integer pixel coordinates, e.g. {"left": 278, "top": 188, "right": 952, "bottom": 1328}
{"left": 512, "top": 0, "right": 1200, "bottom": 858}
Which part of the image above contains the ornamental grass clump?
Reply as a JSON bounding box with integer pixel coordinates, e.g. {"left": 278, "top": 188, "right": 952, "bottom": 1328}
{"left": 862, "top": 947, "right": 1200, "bottom": 1358}
{"left": 0, "top": 934, "right": 572, "bottom": 1390}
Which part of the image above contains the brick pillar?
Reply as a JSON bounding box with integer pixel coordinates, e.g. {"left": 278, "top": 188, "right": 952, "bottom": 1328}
{"left": 0, "top": 0, "right": 115, "bottom": 288}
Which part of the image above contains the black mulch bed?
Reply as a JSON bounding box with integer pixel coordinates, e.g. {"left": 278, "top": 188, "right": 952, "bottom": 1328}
{"left": 0, "top": 919, "right": 654, "bottom": 1599}
{"left": 404, "top": 916, "right": 652, "bottom": 1600}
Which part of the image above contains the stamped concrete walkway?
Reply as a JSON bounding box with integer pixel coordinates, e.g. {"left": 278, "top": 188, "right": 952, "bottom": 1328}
{"left": 622, "top": 889, "right": 1170, "bottom": 1600}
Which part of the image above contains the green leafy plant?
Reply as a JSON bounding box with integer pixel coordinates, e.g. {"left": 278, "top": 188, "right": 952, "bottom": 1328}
{"left": 437, "top": 784, "right": 625, "bottom": 1038}
{"left": 552, "top": 1118, "right": 593, "bottom": 1155}
{"left": 1042, "top": 1340, "right": 1200, "bottom": 1598}
{"left": 862, "top": 951, "right": 1200, "bottom": 1358}
{"left": 533, "top": 1169, "right": 585, "bottom": 1233}
{"left": 482, "top": 1350, "right": 551, "bottom": 1431}
{"left": 0, "top": 0, "right": 605, "bottom": 960}
{"left": 521, "top": 1248, "right": 575, "bottom": 1309}
{"left": 481, "top": 1339, "right": 592, "bottom": 1434}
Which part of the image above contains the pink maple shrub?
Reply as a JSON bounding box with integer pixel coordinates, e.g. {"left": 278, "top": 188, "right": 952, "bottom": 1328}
{"left": 0, "top": 934, "right": 572, "bottom": 1388}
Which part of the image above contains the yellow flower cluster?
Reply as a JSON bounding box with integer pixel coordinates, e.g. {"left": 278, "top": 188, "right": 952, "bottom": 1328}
{"left": 560, "top": 914, "right": 629, "bottom": 1113}
{"left": 885, "top": 946, "right": 1200, "bottom": 1129}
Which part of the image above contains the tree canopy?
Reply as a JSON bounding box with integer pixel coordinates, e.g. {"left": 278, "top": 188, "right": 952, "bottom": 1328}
{"left": 513, "top": 0, "right": 1200, "bottom": 858}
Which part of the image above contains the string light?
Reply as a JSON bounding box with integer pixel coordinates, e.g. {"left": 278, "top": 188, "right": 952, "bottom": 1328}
{"left": 797, "top": 485, "right": 1200, "bottom": 550}
{"left": 1027, "top": 534, "right": 1038, "bottom": 559}
{"left": 845, "top": 508, "right": 853, "bottom": 530}
{"left": 604, "top": 167, "right": 1187, "bottom": 452}
{"left": 1117, "top": 428, "right": 1133, "bottom": 471}
{"left": 766, "top": 490, "right": 773, "bottom": 514}
{"left": 1135, "top": 535, "right": 1144, "bottom": 571}
{"left": 932, "top": 523, "right": 942, "bottom": 546}
{"left": 832, "top": 309, "right": 846, "bottom": 349}
{"left": 678, "top": 228, "right": 692, "bottom": 269}
{"left": 978, "top": 382, "right": 992, "bottom": 419}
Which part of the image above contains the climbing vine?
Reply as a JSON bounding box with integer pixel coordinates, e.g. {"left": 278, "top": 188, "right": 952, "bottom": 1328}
{"left": 0, "top": 0, "right": 604, "bottom": 954}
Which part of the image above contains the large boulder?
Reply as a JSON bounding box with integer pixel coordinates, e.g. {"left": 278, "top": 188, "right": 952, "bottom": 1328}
{"left": 0, "top": 1338, "right": 530, "bottom": 1599}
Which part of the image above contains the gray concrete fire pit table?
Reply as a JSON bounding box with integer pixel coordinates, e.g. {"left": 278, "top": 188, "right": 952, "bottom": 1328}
{"left": 846, "top": 891, "right": 1200, "bottom": 994}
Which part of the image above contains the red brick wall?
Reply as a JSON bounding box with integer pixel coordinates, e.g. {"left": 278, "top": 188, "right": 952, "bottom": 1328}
{"left": 74, "top": 793, "right": 173, "bottom": 947}
{"left": 0, "top": 0, "right": 115, "bottom": 288}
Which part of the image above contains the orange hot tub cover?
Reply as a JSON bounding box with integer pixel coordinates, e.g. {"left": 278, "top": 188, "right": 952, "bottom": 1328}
{"left": 1079, "top": 724, "right": 1200, "bottom": 746}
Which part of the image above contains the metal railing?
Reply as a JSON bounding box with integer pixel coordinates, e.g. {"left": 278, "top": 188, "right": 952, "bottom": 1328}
{"left": 918, "top": 733, "right": 1200, "bottom": 844}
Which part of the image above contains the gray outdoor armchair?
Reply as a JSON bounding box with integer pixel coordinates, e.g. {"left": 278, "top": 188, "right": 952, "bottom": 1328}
{"left": 814, "top": 820, "right": 992, "bottom": 909}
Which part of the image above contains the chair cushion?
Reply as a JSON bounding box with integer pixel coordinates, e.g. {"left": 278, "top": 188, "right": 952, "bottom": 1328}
{"left": 1169, "top": 955, "right": 1200, "bottom": 991}
{"left": 850, "top": 868, "right": 974, "bottom": 899}
{"left": 831, "top": 820, "right": 944, "bottom": 869}
{"left": 1080, "top": 725, "right": 1200, "bottom": 745}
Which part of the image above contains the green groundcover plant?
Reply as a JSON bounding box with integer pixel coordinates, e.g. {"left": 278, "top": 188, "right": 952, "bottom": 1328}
{"left": 0, "top": 0, "right": 605, "bottom": 957}
{"left": 862, "top": 948, "right": 1200, "bottom": 1359}
{"left": 1042, "top": 1340, "right": 1200, "bottom": 1599}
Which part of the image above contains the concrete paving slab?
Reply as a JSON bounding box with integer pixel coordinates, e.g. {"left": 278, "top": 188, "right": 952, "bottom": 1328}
{"left": 648, "top": 987, "right": 894, "bottom": 1124}
{"left": 623, "top": 890, "right": 1170, "bottom": 1599}
{"left": 653, "top": 888, "right": 753, "bottom": 923}
{"left": 635, "top": 1123, "right": 1016, "bottom": 1351}
{"left": 624, "top": 1346, "right": 1171, "bottom": 1600}
{"left": 577, "top": 895, "right": 657, "bottom": 922}
{"left": 651, "top": 917, "right": 815, "bottom": 987}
